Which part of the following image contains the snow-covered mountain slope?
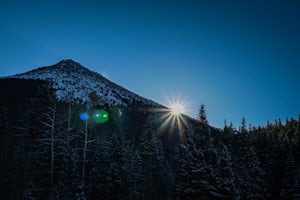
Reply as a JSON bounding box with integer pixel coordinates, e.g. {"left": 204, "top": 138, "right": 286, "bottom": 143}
{"left": 6, "top": 59, "right": 162, "bottom": 108}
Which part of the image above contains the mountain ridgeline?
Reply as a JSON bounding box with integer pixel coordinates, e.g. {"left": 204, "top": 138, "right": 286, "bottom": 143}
{"left": 8, "top": 59, "right": 162, "bottom": 108}
{"left": 0, "top": 60, "right": 299, "bottom": 199}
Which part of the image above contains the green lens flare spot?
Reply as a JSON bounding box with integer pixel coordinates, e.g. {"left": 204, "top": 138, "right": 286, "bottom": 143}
{"left": 93, "top": 109, "right": 109, "bottom": 124}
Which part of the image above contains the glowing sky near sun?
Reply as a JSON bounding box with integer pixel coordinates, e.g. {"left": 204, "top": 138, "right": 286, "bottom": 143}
{"left": 170, "top": 103, "right": 185, "bottom": 116}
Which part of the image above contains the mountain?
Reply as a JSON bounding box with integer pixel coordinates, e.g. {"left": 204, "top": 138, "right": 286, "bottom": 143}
{"left": 1, "top": 60, "right": 299, "bottom": 200}
{"left": 4, "top": 59, "right": 162, "bottom": 108}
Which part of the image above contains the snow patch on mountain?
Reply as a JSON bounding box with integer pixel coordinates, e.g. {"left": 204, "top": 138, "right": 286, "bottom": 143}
{"left": 8, "top": 59, "right": 162, "bottom": 108}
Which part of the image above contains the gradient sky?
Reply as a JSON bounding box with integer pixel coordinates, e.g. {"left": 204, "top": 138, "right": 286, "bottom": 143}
{"left": 0, "top": 0, "right": 299, "bottom": 128}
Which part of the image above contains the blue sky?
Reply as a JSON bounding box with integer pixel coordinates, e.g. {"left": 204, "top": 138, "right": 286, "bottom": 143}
{"left": 0, "top": 0, "right": 299, "bottom": 128}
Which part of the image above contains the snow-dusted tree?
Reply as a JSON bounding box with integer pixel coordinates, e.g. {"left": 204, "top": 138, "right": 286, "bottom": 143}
{"left": 8, "top": 94, "right": 56, "bottom": 198}
{"left": 22, "top": 180, "right": 38, "bottom": 200}
{"left": 177, "top": 134, "right": 218, "bottom": 200}
{"left": 229, "top": 128, "right": 266, "bottom": 200}
{"left": 9, "top": 116, "right": 35, "bottom": 198}
{"left": 153, "top": 138, "right": 175, "bottom": 198}
{"left": 89, "top": 131, "right": 144, "bottom": 199}
{"left": 246, "top": 151, "right": 266, "bottom": 200}
{"left": 215, "top": 144, "right": 239, "bottom": 200}
{"left": 127, "top": 148, "right": 145, "bottom": 200}
{"left": 50, "top": 103, "right": 84, "bottom": 199}
{"left": 112, "top": 132, "right": 145, "bottom": 199}
{"left": 242, "top": 150, "right": 266, "bottom": 199}
{"left": 40, "top": 102, "right": 57, "bottom": 185}
{"left": 139, "top": 128, "right": 156, "bottom": 199}
{"left": 138, "top": 127, "right": 175, "bottom": 199}
{"left": 280, "top": 148, "right": 296, "bottom": 199}
{"left": 86, "top": 136, "right": 111, "bottom": 199}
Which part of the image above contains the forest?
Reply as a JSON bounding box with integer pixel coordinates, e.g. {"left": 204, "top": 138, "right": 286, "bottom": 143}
{"left": 0, "top": 80, "right": 299, "bottom": 200}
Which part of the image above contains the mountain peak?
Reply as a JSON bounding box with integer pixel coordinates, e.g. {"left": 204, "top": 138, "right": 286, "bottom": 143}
{"left": 59, "top": 59, "right": 78, "bottom": 64}
{"left": 53, "top": 59, "right": 90, "bottom": 73}
{"left": 57, "top": 59, "right": 84, "bottom": 68}
{"left": 6, "top": 60, "right": 162, "bottom": 108}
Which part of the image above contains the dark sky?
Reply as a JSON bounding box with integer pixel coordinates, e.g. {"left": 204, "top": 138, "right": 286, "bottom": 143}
{"left": 0, "top": 0, "right": 300, "bottom": 128}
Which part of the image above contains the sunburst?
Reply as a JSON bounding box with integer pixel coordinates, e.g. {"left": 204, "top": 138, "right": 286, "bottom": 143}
{"left": 151, "top": 99, "right": 190, "bottom": 142}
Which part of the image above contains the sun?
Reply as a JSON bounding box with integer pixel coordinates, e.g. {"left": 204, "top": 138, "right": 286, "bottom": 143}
{"left": 150, "top": 97, "right": 189, "bottom": 142}
{"left": 170, "top": 102, "right": 185, "bottom": 116}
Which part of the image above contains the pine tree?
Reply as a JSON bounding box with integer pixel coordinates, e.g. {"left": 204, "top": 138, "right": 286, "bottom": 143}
{"left": 153, "top": 138, "right": 174, "bottom": 198}
{"left": 96, "top": 132, "right": 138, "bottom": 199}
{"left": 230, "top": 129, "right": 266, "bottom": 200}
{"left": 22, "top": 180, "right": 38, "bottom": 200}
{"left": 247, "top": 152, "right": 266, "bottom": 200}
{"left": 127, "top": 149, "right": 144, "bottom": 200}
{"left": 223, "top": 119, "right": 229, "bottom": 134}
{"left": 139, "top": 127, "right": 174, "bottom": 199}
{"left": 280, "top": 148, "right": 296, "bottom": 199}
{"left": 198, "top": 104, "right": 208, "bottom": 126}
{"left": 177, "top": 134, "right": 218, "bottom": 200}
{"left": 87, "top": 137, "right": 112, "bottom": 199}
{"left": 12, "top": 95, "right": 56, "bottom": 198}
{"left": 139, "top": 128, "right": 156, "bottom": 199}
{"left": 215, "top": 144, "right": 239, "bottom": 199}
{"left": 239, "top": 117, "right": 247, "bottom": 134}
{"left": 9, "top": 117, "right": 35, "bottom": 198}
{"left": 177, "top": 136, "right": 205, "bottom": 199}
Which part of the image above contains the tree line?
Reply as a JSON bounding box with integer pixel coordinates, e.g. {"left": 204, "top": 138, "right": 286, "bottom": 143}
{"left": 0, "top": 98, "right": 299, "bottom": 199}
{"left": 199, "top": 104, "right": 300, "bottom": 200}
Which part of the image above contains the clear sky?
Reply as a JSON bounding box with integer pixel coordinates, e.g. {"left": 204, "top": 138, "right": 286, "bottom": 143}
{"left": 0, "top": 0, "right": 299, "bottom": 128}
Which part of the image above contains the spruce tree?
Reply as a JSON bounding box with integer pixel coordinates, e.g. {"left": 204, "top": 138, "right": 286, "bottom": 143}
{"left": 239, "top": 117, "right": 247, "bottom": 134}
{"left": 215, "top": 144, "right": 239, "bottom": 199}
{"left": 198, "top": 104, "right": 208, "bottom": 126}
{"left": 280, "top": 148, "right": 296, "bottom": 199}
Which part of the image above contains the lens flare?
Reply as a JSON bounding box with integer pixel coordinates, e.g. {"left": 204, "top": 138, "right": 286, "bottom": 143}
{"left": 79, "top": 112, "right": 89, "bottom": 121}
{"left": 93, "top": 109, "right": 109, "bottom": 124}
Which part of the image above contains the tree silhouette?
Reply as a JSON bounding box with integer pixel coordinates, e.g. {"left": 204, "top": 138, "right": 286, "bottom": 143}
{"left": 198, "top": 104, "right": 208, "bottom": 126}
{"left": 239, "top": 117, "right": 247, "bottom": 134}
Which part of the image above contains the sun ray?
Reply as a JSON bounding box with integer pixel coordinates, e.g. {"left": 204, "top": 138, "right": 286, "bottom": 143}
{"left": 176, "top": 115, "right": 187, "bottom": 142}
{"left": 156, "top": 114, "right": 174, "bottom": 136}
{"left": 178, "top": 114, "right": 190, "bottom": 130}
{"left": 168, "top": 115, "right": 177, "bottom": 141}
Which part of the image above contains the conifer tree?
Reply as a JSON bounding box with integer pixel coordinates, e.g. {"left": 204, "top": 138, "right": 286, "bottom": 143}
{"left": 280, "top": 148, "right": 296, "bottom": 199}
{"left": 223, "top": 119, "right": 229, "bottom": 133}
{"left": 198, "top": 104, "right": 208, "bottom": 126}
{"left": 177, "top": 134, "right": 219, "bottom": 199}
{"left": 239, "top": 117, "right": 247, "bottom": 134}
{"left": 215, "top": 144, "right": 239, "bottom": 199}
